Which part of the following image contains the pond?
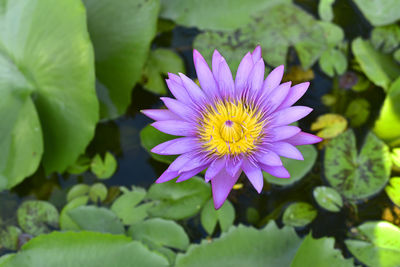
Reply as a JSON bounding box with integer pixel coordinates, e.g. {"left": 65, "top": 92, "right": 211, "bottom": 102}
{"left": 0, "top": 0, "right": 400, "bottom": 266}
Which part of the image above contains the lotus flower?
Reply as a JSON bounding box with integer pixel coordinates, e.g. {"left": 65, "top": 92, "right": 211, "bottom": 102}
{"left": 142, "top": 46, "right": 322, "bottom": 209}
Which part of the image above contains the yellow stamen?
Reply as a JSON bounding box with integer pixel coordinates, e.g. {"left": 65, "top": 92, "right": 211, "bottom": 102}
{"left": 198, "top": 100, "right": 264, "bottom": 156}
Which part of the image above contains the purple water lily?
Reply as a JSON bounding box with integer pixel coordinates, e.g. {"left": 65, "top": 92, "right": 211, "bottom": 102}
{"left": 143, "top": 46, "right": 322, "bottom": 209}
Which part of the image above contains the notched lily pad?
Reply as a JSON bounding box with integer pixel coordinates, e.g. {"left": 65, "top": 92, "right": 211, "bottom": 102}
{"left": 385, "top": 177, "right": 400, "bottom": 207}
{"left": 89, "top": 183, "right": 108, "bottom": 203}
{"left": 311, "top": 113, "right": 347, "bottom": 139}
{"left": 200, "top": 199, "right": 235, "bottom": 235}
{"left": 91, "top": 152, "right": 117, "bottom": 180}
{"left": 324, "top": 130, "right": 392, "bottom": 200}
{"left": 282, "top": 202, "right": 317, "bottom": 227}
{"left": 313, "top": 186, "right": 343, "bottom": 212}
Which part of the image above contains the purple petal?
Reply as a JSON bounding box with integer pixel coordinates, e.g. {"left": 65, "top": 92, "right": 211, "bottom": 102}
{"left": 278, "top": 82, "right": 310, "bottom": 110}
{"left": 155, "top": 170, "right": 178, "bottom": 183}
{"left": 205, "top": 158, "right": 226, "bottom": 182}
{"left": 261, "top": 65, "right": 284, "bottom": 98}
{"left": 141, "top": 109, "right": 180, "bottom": 121}
{"left": 193, "top": 49, "right": 219, "bottom": 98}
{"left": 176, "top": 165, "right": 207, "bottom": 182}
{"left": 263, "top": 82, "right": 291, "bottom": 114}
{"left": 254, "top": 149, "right": 282, "bottom": 166}
{"left": 160, "top": 97, "right": 196, "bottom": 121}
{"left": 251, "top": 45, "right": 262, "bottom": 63}
{"left": 212, "top": 50, "right": 223, "bottom": 80}
{"left": 234, "top": 52, "right": 253, "bottom": 94}
{"left": 166, "top": 79, "right": 191, "bottom": 103}
{"left": 168, "top": 153, "right": 194, "bottom": 172}
{"left": 178, "top": 154, "right": 208, "bottom": 173}
{"left": 248, "top": 59, "right": 265, "bottom": 94}
{"left": 168, "top": 73, "right": 183, "bottom": 85}
{"left": 179, "top": 73, "right": 207, "bottom": 105}
{"left": 217, "top": 57, "right": 235, "bottom": 98}
{"left": 268, "top": 126, "right": 301, "bottom": 142}
{"left": 211, "top": 167, "right": 241, "bottom": 209}
{"left": 259, "top": 164, "right": 290, "bottom": 178}
{"left": 242, "top": 159, "right": 263, "bottom": 193}
{"left": 152, "top": 120, "right": 195, "bottom": 136}
{"left": 272, "top": 106, "right": 313, "bottom": 126}
{"left": 269, "top": 142, "right": 304, "bottom": 160}
{"left": 226, "top": 157, "right": 243, "bottom": 177}
{"left": 285, "top": 132, "right": 323, "bottom": 145}
{"left": 151, "top": 137, "right": 198, "bottom": 155}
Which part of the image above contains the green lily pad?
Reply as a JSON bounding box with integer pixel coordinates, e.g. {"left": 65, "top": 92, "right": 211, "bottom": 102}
{"left": 345, "top": 98, "right": 370, "bottom": 127}
{"left": 66, "top": 184, "right": 90, "bottom": 202}
{"left": 66, "top": 155, "right": 91, "bottom": 175}
{"left": 68, "top": 206, "right": 124, "bottom": 234}
{"left": 128, "top": 218, "right": 189, "bottom": 251}
{"left": 319, "top": 48, "right": 347, "bottom": 77}
{"left": 147, "top": 177, "right": 211, "bottom": 220}
{"left": 0, "top": 231, "right": 169, "bottom": 267}
{"left": 374, "top": 77, "right": 400, "bottom": 146}
{"left": 91, "top": 152, "right": 117, "bottom": 180}
{"left": 395, "top": 49, "right": 400, "bottom": 64}
{"left": 371, "top": 25, "right": 400, "bottom": 53}
{"left": 83, "top": 0, "right": 160, "bottom": 119}
{"left": 324, "top": 130, "right": 392, "bottom": 200}
{"left": 311, "top": 113, "right": 347, "bottom": 139}
{"left": 263, "top": 145, "right": 317, "bottom": 186}
{"left": 345, "top": 221, "right": 400, "bottom": 267}
{"left": 200, "top": 199, "right": 235, "bottom": 235}
{"left": 385, "top": 177, "right": 400, "bottom": 207}
{"left": 353, "top": 0, "right": 400, "bottom": 26}
{"left": 0, "top": 0, "right": 98, "bottom": 189}
{"left": 17, "top": 201, "right": 59, "bottom": 236}
{"left": 392, "top": 148, "right": 400, "bottom": 170}
{"left": 352, "top": 38, "right": 400, "bottom": 91}
{"left": 0, "top": 226, "right": 22, "bottom": 250}
{"left": 141, "top": 48, "right": 185, "bottom": 95}
{"left": 175, "top": 221, "right": 302, "bottom": 267}
{"left": 140, "top": 124, "right": 176, "bottom": 164}
{"left": 291, "top": 234, "right": 354, "bottom": 267}
{"left": 318, "top": 0, "right": 335, "bottom": 22}
{"left": 59, "top": 196, "right": 89, "bottom": 231}
{"left": 89, "top": 183, "right": 108, "bottom": 203}
{"left": 282, "top": 202, "right": 317, "bottom": 227}
{"left": 313, "top": 186, "right": 343, "bottom": 212}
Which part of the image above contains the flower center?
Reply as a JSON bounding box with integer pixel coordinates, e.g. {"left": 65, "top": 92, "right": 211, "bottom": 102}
{"left": 198, "top": 100, "right": 265, "bottom": 156}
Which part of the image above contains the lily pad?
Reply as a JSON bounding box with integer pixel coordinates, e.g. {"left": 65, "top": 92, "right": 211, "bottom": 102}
{"left": 147, "top": 177, "right": 211, "bottom": 220}
{"left": 89, "top": 183, "right": 108, "bottom": 203}
{"left": 319, "top": 48, "right": 347, "bottom": 77}
{"left": 311, "top": 113, "right": 347, "bottom": 139}
{"left": 91, "top": 152, "right": 117, "bottom": 180}
{"left": 66, "top": 184, "right": 90, "bottom": 202}
{"left": 282, "top": 202, "right": 317, "bottom": 227}
{"left": 0, "top": 0, "right": 98, "bottom": 189}
{"left": 324, "top": 130, "right": 392, "bottom": 200}
{"left": 263, "top": 145, "right": 317, "bottom": 186}
{"left": 140, "top": 124, "right": 176, "bottom": 164}
{"left": 17, "top": 201, "right": 59, "bottom": 236}
{"left": 0, "top": 226, "right": 22, "bottom": 250}
{"left": 200, "top": 199, "right": 235, "bottom": 235}
{"left": 318, "top": 0, "right": 335, "bottom": 22}
{"left": 371, "top": 25, "right": 400, "bottom": 53}
{"left": 59, "top": 196, "right": 89, "bottom": 231}
{"left": 0, "top": 231, "right": 169, "bottom": 267}
{"left": 385, "top": 177, "right": 400, "bottom": 207}
{"left": 353, "top": 0, "right": 400, "bottom": 26}
{"left": 313, "top": 186, "right": 343, "bottom": 212}
{"left": 345, "top": 98, "right": 370, "bottom": 127}
{"left": 66, "top": 155, "right": 91, "bottom": 175}
{"left": 83, "top": 0, "right": 160, "bottom": 119}
{"left": 345, "top": 221, "right": 400, "bottom": 267}
{"left": 291, "top": 234, "right": 354, "bottom": 267}
{"left": 175, "top": 221, "right": 302, "bottom": 267}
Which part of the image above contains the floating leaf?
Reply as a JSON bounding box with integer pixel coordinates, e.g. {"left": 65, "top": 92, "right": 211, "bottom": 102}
{"left": 66, "top": 155, "right": 91, "bottom": 175}
{"left": 318, "top": 0, "right": 335, "bottom": 22}
{"left": 89, "top": 183, "right": 108, "bottom": 203}
{"left": 352, "top": 38, "right": 400, "bottom": 91}
{"left": 200, "top": 199, "right": 235, "bottom": 235}
{"left": 374, "top": 77, "right": 400, "bottom": 146}
{"left": 17, "top": 201, "right": 59, "bottom": 236}
{"left": 0, "top": 0, "right": 98, "bottom": 190}
{"left": 83, "top": 0, "right": 160, "bottom": 119}
{"left": 311, "top": 113, "right": 347, "bottom": 139}
{"left": 68, "top": 206, "right": 124, "bottom": 234}
{"left": 111, "top": 187, "right": 152, "bottom": 225}
{"left": 0, "top": 231, "right": 169, "bottom": 267}
{"left": 66, "top": 184, "right": 90, "bottom": 202}
{"left": 313, "top": 186, "right": 343, "bottom": 212}
{"left": 385, "top": 177, "right": 400, "bottom": 207}
{"left": 324, "top": 130, "right": 392, "bottom": 200}
{"left": 142, "top": 49, "right": 185, "bottom": 95}
{"left": 147, "top": 177, "right": 211, "bottom": 220}
{"left": 291, "top": 234, "right": 354, "bottom": 267}
{"left": 353, "top": 0, "right": 400, "bottom": 26}
{"left": 319, "top": 48, "right": 347, "bottom": 77}
{"left": 0, "top": 226, "right": 22, "bottom": 250}
{"left": 129, "top": 218, "right": 189, "bottom": 250}
{"left": 395, "top": 49, "right": 400, "bottom": 64}
{"left": 175, "top": 221, "right": 302, "bottom": 267}
{"left": 59, "top": 196, "right": 89, "bottom": 231}
{"left": 282, "top": 202, "right": 317, "bottom": 227}
{"left": 346, "top": 221, "right": 400, "bottom": 267}
{"left": 345, "top": 98, "right": 370, "bottom": 127}
{"left": 263, "top": 145, "right": 317, "bottom": 186}
{"left": 392, "top": 148, "right": 400, "bottom": 170}
{"left": 318, "top": 21, "right": 344, "bottom": 48}
{"left": 140, "top": 125, "right": 176, "bottom": 164}
{"left": 91, "top": 152, "right": 117, "bottom": 180}
{"left": 371, "top": 25, "right": 400, "bottom": 53}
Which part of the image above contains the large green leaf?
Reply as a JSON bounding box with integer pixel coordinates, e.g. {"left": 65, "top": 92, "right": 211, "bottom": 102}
{"left": 83, "top": 0, "right": 160, "bottom": 119}
{"left": 175, "top": 221, "right": 302, "bottom": 267}
{"left": 374, "top": 77, "right": 400, "bottom": 146}
{"left": 324, "top": 130, "right": 392, "bottom": 200}
{"left": 147, "top": 176, "right": 211, "bottom": 220}
{"left": 0, "top": 231, "right": 169, "bottom": 267}
{"left": 352, "top": 38, "right": 400, "bottom": 91}
{"left": 263, "top": 145, "right": 317, "bottom": 186}
{"left": 353, "top": 0, "right": 400, "bottom": 26}
{"left": 140, "top": 124, "right": 176, "bottom": 164}
{"left": 345, "top": 221, "right": 400, "bottom": 267}
{"left": 291, "top": 234, "right": 354, "bottom": 267}
{"left": 0, "top": 0, "right": 98, "bottom": 187}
